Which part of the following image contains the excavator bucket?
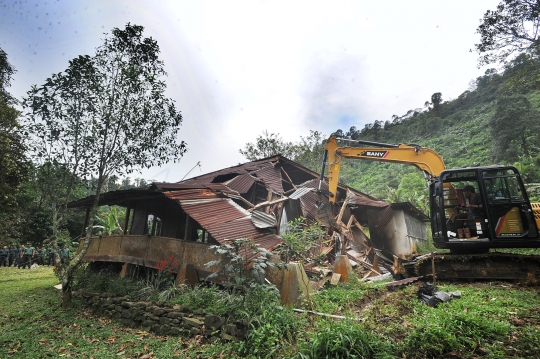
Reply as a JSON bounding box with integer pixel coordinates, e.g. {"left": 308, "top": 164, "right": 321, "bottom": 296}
{"left": 316, "top": 198, "right": 336, "bottom": 229}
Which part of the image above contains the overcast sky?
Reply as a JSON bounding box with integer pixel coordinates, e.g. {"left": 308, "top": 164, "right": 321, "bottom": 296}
{"left": 1, "top": 0, "right": 500, "bottom": 182}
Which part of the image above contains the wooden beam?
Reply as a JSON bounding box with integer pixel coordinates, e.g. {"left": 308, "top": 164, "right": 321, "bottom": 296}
{"left": 249, "top": 196, "right": 289, "bottom": 212}
{"left": 280, "top": 167, "right": 297, "bottom": 190}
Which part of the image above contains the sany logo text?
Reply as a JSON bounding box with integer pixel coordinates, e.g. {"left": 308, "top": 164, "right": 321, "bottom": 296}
{"left": 360, "top": 151, "right": 388, "bottom": 158}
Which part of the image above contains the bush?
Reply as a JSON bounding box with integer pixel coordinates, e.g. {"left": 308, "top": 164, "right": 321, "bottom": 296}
{"left": 169, "top": 284, "right": 240, "bottom": 316}
{"left": 239, "top": 286, "right": 303, "bottom": 358}
{"left": 401, "top": 309, "right": 510, "bottom": 357}
{"left": 296, "top": 319, "right": 394, "bottom": 359}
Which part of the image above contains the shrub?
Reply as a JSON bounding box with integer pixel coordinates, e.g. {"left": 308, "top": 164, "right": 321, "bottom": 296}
{"left": 296, "top": 319, "right": 394, "bottom": 359}
{"left": 400, "top": 309, "right": 510, "bottom": 357}
{"left": 238, "top": 286, "right": 303, "bottom": 358}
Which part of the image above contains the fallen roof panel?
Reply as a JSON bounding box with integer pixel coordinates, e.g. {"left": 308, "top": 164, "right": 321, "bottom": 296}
{"left": 206, "top": 217, "right": 265, "bottom": 242}
{"left": 180, "top": 199, "right": 250, "bottom": 228}
{"left": 253, "top": 165, "right": 284, "bottom": 194}
{"left": 251, "top": 210, "right": 277, "bottom": 228}
{"left": 225, "top": 173, "right": 257, "bottom": 194}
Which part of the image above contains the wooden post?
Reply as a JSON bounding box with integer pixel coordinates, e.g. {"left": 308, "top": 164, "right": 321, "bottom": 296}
{"left": 431, "top": 251, "right": 437, "bottom": 288}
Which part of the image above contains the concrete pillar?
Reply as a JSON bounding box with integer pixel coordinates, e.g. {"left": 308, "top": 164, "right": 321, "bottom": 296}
{"left": 280, "top": 262, "right": 311, "bottom": 306}
{"left": 119, "top": 263, "right": 131, "bottom": 278}
{"left": 176, "top": 263, "right": 199, "bottom": 286}
{"left": 333, "top": 255, "right": 353, "bottom": 283}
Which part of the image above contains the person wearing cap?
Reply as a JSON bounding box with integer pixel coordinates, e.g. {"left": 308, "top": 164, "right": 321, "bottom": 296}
{"left": 18, "top": 243, "right": 35, "bottom": 269}
{"left": 454, "top": 185, "right": 483, "bottom": 238}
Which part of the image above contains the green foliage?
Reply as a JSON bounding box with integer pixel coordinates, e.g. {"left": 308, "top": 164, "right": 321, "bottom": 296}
{"left": 240, "top": 130, "right": 327, "bottom": 172}
{"left": 239, "top": 285, "right": 303, "bottom": 358}
{"left": 0, "top": 48, "right": 30, "bottom": 241}
{"left": 240, "top": 130, "right": 297, "bottom": 160}
{"left": 278, "top": 217, "right": 325, "bottom": 262}
{"left": 205, "top": 238, "right": 280, "bottom": 291}
{"left": 311, "top": 278, "right": 385, "bottom": 314}
{"left": 3, "top": 268, "right": 540, "bottom": 358}
{"left": 475, "top": 0, "right": 540, "bottom": 66}
{"left": 169, "top": 284, "right": 240, "bottom": 316}
{"left": 22, "top": 23, "right": 186, "bottom": 308}
{"left": 490, "top": 95, "right": 540, "bottom": 161}
{"left": 93, "top": 206, "right": 125, "bottom": 236}
{"left": 401, "top": 300, "right": 510, "bottom": 357}
{"left": 296, "top": 319, "right": 394, "bottom": 359}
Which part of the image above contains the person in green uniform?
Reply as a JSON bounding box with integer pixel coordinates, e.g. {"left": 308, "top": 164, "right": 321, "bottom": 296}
{"left": 59, "top": 243, "right": 71, "bottom": 266}
{"left": 18, "top": 243, "right": 35, "bottom": 269}
{"left": 37, "top": 246, "right": 47, "bottom": 265}
{"left": 48, "top": 246, "right": 56, "bottom": 266}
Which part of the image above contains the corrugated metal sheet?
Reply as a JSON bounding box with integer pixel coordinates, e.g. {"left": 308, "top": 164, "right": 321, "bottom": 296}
{"left": 251, "top": 210, "right": 277, "bottom": 228}
{"left": 253, "top": 165, "right": 284, "bottom": 194}
{"left": 289, "top": 187, "right": 314, "bottom": 199}
{"left": 299, "top": 190, "right": 323, "bottom": 221}
{"left": 178, "top": 198, "right": 277, "bottom": 244}
{"left": 204, "top": 183, "right": 239, "bottom": 195}
{"left": 180, "top": 199, "right": 250, "bottom": 228}
{"left": 175, "top": 158, "right": 277, "bottom": 187}
{"left": 206, "top": 217, "right": 264, "bottom": 242}
{"left": 375, "top": 205, "right": 395, "bottom": 235}
{"left": 164, "top": 189, "right": 218, "bottom": 201}
{"left": 225, "top": 173, "right": 256, "bottom": 193}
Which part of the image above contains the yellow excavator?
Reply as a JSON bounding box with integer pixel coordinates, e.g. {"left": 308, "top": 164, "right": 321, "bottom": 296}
{"left": 318, "top": 136, "right": 540, "bottom": 254}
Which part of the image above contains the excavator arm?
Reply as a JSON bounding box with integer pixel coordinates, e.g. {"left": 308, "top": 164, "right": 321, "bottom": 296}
{"left": 321, "top": 136, "right": 446, "bottom": 203}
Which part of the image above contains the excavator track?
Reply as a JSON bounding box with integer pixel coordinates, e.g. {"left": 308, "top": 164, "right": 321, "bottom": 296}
{"left": 405, "top": 253, "right": 540, "bottom": 284}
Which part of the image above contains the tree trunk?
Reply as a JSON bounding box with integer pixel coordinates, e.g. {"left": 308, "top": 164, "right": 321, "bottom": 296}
{"left": 61, "top": 286, "right": 73, "bottom": 310}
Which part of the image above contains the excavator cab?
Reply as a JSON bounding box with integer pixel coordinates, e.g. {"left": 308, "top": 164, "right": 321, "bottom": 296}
{"left": 430, "top": 166, "right": 540, "bottom": 251}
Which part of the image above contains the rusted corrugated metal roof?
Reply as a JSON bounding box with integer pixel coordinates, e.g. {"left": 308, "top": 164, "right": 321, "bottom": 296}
{"left": 180, "top": 199, "right": 250, "bottom": 228}
{"left": 175, "top": 158, "right": 277, "bottom": 187}
{"left": 164, "top": 189, "right": 218, "bottom": 201}
{"left": 204, "top": 183, "right": 239, "bottom": 195}
{"left": 375, "top": 205, "right": 395, "bottom": 235}
{"left": 177, "top": 198, "right": 278, "bottom": 245}
{"left": 225, "top": 173, "right": 256, "bottom": 194}
{"left": 299, "top": 190, "right": 323, "bottom": 221}
{"left": 242, "top": 234, "right": 283, "bottom": 261}
{"left": 206, "top": 217, "right": 265, "bottom": 242}
{"left": 251, "top": 210, "right": 277, "bottom": 228}
{"left": 253, "top": 165, "right": 284, "bottom": 194}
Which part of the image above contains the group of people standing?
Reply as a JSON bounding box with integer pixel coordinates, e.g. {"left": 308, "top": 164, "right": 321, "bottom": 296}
{"left": 0, "top": 243, "right": 71, "bottom": 269}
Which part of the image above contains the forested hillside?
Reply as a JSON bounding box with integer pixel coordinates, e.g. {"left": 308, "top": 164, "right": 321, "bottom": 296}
{"left": 327, "top": 53, "right": 540, "bottom": 207}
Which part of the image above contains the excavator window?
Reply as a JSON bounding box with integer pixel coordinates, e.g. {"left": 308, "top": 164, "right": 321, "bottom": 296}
{"left": 483, "top": 170, "right": 525, "bottom": 203}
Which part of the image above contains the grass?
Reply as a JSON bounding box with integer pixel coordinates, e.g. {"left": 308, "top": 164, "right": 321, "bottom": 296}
{"left": 0, "top": 266, "right": 239, "bottom": 358}
{"left": 1, "top": 267, "right": 540, "bottom": 358}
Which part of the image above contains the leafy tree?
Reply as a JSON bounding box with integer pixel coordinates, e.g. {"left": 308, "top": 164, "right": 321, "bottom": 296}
{"left": 239, "top": 130, "right": 297, "bottom": 160}
{"left": 475, "top": 0, "right": 540, "bottom": 65}
{"left": 0, "top": 48, "right": 30, "bottom": 241}
{"left": 490, "top": 95, "right": 540, "bottom": 161}
{"left": 431, "top": 92, "right": 443, "bottom": 109}
{"left": 23, "top": 24, "right": 186, "bottom": 308}
{"left": 292, "top": 130, "right": 326, "bottom": 172}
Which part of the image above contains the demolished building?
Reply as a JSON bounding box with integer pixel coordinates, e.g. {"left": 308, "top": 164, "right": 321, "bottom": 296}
{"left": 69, "top": 155, "right": 428, "bottom": 294}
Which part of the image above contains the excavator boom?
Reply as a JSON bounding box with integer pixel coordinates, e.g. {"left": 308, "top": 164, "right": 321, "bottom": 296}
{"left": 323, "top": 136, "right": 446, "bottom": 203}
